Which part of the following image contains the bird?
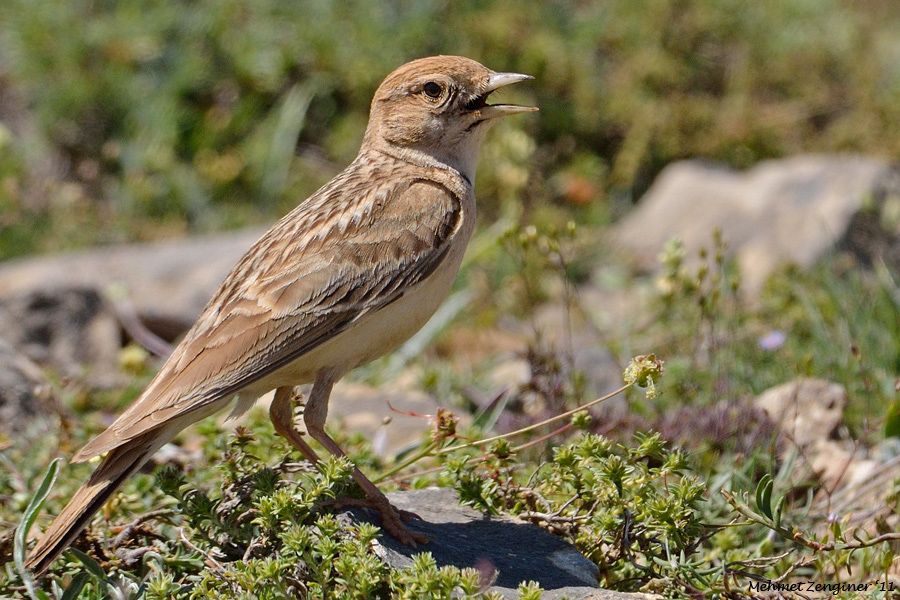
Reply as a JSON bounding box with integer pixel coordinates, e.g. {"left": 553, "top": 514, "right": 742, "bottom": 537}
{"left": 25, "top": 55, "right": 537, "bottom": 575}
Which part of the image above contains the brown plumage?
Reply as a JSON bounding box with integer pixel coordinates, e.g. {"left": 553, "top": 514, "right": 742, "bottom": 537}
{"left": 26, "top": 55, "right": 536, "bottom": 575}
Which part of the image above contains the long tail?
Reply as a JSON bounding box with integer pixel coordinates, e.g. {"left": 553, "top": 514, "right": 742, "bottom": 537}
{"left": 25, "top": 433, "right": 161, "bottom": 576}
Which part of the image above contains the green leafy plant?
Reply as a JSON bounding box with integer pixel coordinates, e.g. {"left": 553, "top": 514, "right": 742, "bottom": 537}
{"left": 13, "top": 458, "right": 60, "bottom": 600}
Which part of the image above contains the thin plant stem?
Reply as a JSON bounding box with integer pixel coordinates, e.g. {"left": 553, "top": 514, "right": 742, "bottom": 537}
{"left": 434, "top": 383, "right": 631, "bottom": 456}
{"left": 373, "top": 439, "right": 438, "bottom": 483}
{"left": 376, "top": 384, "right": 630, "bottom": 482}
{"left": 385, "top": 422, "right": 573, "bottom": 484}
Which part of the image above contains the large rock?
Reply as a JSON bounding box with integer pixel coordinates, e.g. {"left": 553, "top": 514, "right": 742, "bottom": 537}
{"left": 343, "top": 488, "right": 659, "bottom": 600}
{"left": 614, "top": 155, "right": 900, "bottom": 296}
{"left": 0, "top": 287, "right": 122, "bottom": 387}
{"left": 0, "top": 229, "right": 264, "bottom": 337}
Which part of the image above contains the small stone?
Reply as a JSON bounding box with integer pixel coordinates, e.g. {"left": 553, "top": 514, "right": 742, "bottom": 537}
{"left": 0, "top": 337, "right": 54, "bottom": 437}
{"left": 752, "top": 379, "right": 881, "bottom": 491}
{"left": 753, "top": 378, "right": 846, "bottom": 448}
{"left": 488, "top": 358, "right": 531, "bottom": 393}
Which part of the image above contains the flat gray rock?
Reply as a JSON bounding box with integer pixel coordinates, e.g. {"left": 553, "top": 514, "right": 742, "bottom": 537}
{"left": 0, "top": 229, "right": 264, "bottom": 335}
{"left": 341, "top": 488, "right": 658, "bottom": 600}
{"left": 614, "top": 155, "right": 899, "bottom": 296}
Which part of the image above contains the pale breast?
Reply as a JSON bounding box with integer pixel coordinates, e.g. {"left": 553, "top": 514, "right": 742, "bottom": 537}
{"left": 250, "top": 192, "right": 476, "bottom": 393}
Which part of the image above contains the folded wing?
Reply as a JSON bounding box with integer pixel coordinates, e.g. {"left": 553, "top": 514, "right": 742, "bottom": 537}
{"left": 75, "top": 177, "right": 462, "bottom": 461}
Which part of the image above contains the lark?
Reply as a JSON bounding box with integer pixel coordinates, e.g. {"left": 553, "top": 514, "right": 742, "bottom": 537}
{"left": 26, "top": 55, "right": 536, "bottom": 575}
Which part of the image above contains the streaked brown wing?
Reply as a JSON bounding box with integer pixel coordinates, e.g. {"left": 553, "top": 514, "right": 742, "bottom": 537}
{"left": 76, "top": 177, "right": 462, "bottom": 460}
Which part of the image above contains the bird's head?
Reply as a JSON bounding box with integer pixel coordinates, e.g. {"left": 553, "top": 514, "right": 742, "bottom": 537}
{"left": 363, "top": 55, "right": 537, "bottom": 181}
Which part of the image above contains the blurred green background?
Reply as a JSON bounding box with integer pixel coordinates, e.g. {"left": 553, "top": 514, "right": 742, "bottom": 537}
{"left": 1, "top": 0, "right": 899, "bottom": 258}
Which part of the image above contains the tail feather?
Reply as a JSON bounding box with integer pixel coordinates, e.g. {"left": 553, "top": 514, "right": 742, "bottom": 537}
{"left": 25, "top": 435, "right": 159, "bottom": 576}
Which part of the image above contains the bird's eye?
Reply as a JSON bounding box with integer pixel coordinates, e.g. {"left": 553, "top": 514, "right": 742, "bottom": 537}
{"left": 422, "top": 81, "right": 443, "bottom": 99}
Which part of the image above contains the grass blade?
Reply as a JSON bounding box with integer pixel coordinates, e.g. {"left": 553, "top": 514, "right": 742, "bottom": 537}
{"left": 755, "top": 474, "right": 773, "bottom": 520}
{"left": 68, "top": 547, "right": 109, "bottom": 582}
{"left": 14, "top": 457, "right": 62, "bottom": 600}
{"left": 59, "top": 572, "right": 89, "bottom": 600}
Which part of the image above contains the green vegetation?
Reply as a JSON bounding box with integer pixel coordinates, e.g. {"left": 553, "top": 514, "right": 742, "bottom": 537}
{"left": 1, "top": 0, "right": 899, "bottom": 598}
{"left": 2, "top": 0, "right": 900, "bottom": 257}
{"left": 2, "top": 243, "right": 897, "bottom": 597}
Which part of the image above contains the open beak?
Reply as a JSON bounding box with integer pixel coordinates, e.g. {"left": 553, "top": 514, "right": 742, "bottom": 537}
{"left": 468, "top": 72, "right": 538, "bottom": 119}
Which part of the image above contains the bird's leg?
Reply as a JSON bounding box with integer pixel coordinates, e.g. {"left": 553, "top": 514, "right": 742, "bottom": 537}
{"left": 269, "top": 386, "right": 321, "bottom": 464}
{"left": 304, "top": 369, "right": 428, "bottom": 546}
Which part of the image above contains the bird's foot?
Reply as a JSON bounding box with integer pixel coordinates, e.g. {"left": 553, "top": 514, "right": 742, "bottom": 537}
{"left": 330, "top": 496, "right": 429, "bottom": 546}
